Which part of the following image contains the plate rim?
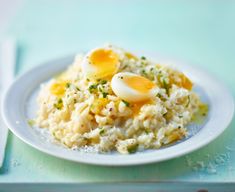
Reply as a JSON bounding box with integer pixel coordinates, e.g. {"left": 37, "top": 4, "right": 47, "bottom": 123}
{"left": 2, "top": 53, "right": 234, "bottom": 166}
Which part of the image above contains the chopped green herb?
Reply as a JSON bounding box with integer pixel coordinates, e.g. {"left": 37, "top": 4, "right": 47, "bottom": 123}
{"left": 100, "top": 80, "right": 107, "bottom": 84}
{"left": 144, "top": 129, "right": 150, "bottom": 134}
{"left": 163, "top": 112, "right": 168, "bottom": 117}
{"left": 178, "top": 115, "right": 183, "bottom": 118}
{"left": 87, "top": 78, "right": 90, "bottom": 82}
{"left": 65, "top": 82, "right": 71, "bottom": 88}
{"left": 27, "top": 119, "right": 35, "bottom": 126}
{"left": 156, "top": 93, "right": 161, "bottom": 98}
{"left": 141, "top": 61, "right": 147, "bottom": 67}
{"left": 156, "top": 93, "right": 166, "bottom": 101}
{"left": 162, "top": 78, "right": 168, "bottom": 88}
{"left": 102, "top": 92, "right": 108, "bottom": 98}
{"left": 122, "top": 100, "right": 130, "bottom": 107}
{"left": 98, "top": 87, "right": 103, "bottom": 92}
{"left": 157, "top": 73, "right": 169, "bottom": 94}
{"left": 141, "top": 69, "right": 148, "bottom": 76}
{"left": 88, "top": 84, "right": 98, "bottom": 93}
{"left": 186, "top": 95, "right": 190, "bottom": 107}
{"left": 54, "top": 98, "right": 63, "bottom": 110}
{"left": 127, "top": 144, "right": 139, "bottom": 154}
{"left": 141, "top": 56, "right": 146, "bottom": 60}
{"left": 162, "top": 78, "right": 169, "bottom": 94}
{"left": 122, "top": 65, "right": 128, "bottom": 69}
{"left": 76, "top": 87, "right": 80, "bottom": 91}
{"left": 99, "top": 128, "right": 105, "bottom": 135}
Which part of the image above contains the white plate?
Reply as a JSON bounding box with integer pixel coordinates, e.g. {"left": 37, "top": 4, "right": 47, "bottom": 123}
{"left": 2, "top": 53, "right": 234, "bottom": 166}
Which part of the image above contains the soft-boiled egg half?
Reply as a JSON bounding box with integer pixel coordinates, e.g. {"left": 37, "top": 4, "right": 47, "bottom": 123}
{"left": 111, "top": 72, "right": 157, "bottom": 103}
{"left": 81, "top": 47, "right": 120, "bottom": 79}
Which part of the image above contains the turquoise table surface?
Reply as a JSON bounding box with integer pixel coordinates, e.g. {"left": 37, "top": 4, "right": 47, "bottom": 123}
{"left": 0, "top": 0, "right": 235, "bottom": 183}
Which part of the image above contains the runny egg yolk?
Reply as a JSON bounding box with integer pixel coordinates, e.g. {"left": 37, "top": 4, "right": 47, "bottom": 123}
{"left": 50, "top": 81, "right": 67, "bottom": 96}
{"left": 89, "top": 49, "right": 119, "bottom": 78}
{"left": 111, "top": 72, "right": 157, "bottom": 103}
{"left": 131, "top": 100, "right": 152, "bottom": 116}
{"left": 123, "top": 76, "right": 155, "bottom": 94}
{"left": 169, "top": 72, "right": 193, "bottom": 90}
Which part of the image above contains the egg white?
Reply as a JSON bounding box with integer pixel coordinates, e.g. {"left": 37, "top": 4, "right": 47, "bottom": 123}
{"left": 111, "top": 72, "right": 157, "bottom": 102}
{"left": 81, "top": 46, "right": 121, "bottom": 79}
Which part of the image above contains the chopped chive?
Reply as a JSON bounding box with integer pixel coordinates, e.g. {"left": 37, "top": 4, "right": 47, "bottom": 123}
{"left": 65, "top": 82, "right": 71, "bottom": 88}
{"left": 27, "top": 119, "right": 35, "bottom": 126}
{"left": 186, "top": 95, "right": 190, "bottom": 107}
{"left": 122, "top": 65, "right": 128, "bottom": 69}
{"left": 122, "top": 100, "right": 130, "bottom": 107}
{"left": 163, "top": 112, "right": 168, "bottom": 117}
{"left": 162, "top": 78, "right": 169, "bottom": 95}
{"left": 54, "top": 98, "right": 63, "bottom": 110}
{"left": 88, "top": 84, "right": 98, "bottom": 93}
{"left": 98, "top": 87, "right": 103, "bottom": 92}
{"left": 156, "top": 93, "right": 161, "bottom": 98}
{"left": 127, "top": 144, "right": 138, "bottom": 154}
{"left": 144, "top": 129, "right": 150, "bottom": 134}
{"left": 102, "top": 92, "right": 108, "bottom": 98}
{"left": 141, "top": 69, "right": 148, "bottom": 76}
{"left": 100, "top": 80, "right": 107, "bottom": 84}
{"left": 99, "top": 128, "right": 105, "bottom": 135}
{"left": 141, "top": 56, "right": 146, "bottom": 60}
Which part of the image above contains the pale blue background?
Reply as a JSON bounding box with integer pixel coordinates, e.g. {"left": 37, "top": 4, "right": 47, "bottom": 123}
{"left": 0, "top": 0, "right": 235, "bottom": 183}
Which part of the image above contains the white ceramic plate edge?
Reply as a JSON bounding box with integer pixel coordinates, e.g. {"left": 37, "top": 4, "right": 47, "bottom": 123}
{"left": 1, "top": 54, "right": 234, "bottom": 166}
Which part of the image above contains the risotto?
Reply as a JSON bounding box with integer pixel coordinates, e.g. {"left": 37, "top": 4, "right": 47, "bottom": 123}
{"left": 35, "top": 44, "right": 207, "bottom": 154}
